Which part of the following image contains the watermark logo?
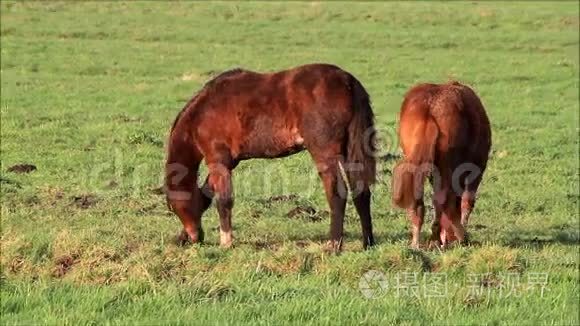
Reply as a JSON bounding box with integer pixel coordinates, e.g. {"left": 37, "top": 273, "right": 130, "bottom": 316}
{"left": 359, "top": 270, "right": 550, "bottom": 300}
{"left": 359, "top": 270, "right": 388, "bottom": 299}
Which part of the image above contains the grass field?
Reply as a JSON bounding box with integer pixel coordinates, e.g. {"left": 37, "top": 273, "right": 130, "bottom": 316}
{"left": 1, "top": 1, "right": 579, "bottom": 325}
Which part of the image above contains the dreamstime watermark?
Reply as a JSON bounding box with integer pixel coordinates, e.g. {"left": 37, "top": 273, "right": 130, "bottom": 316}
{"left": 358, "top": 270, "right": 550, "bottom": 300}
{"left": 74, "top": 125, "right": 394, "bottom": 196}
{"left": 73, "top": 124, "right": 485, "bottom": 203}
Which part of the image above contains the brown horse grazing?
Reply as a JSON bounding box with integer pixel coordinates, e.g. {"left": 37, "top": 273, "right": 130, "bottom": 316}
{"left": 392, "top": 81, "right": 491, "bottom": 249}
{"left": 165, "top": 63, "right": 377, "bottom": 252}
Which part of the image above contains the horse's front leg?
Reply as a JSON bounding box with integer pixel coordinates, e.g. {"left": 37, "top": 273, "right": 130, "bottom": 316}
{"left": 429, "top": 189, "right": 446, "bottom": 249}
{"left": 207, "top": 160, "right": 235, "bottom": 248}
{"left": 316, "top": 157, "right": 348, "bottom": 253}
{"left": 175, "top": 176, "right": 215, "bottom": 244}
{"left": 460, "top": 191, "right": 474, "bottom": 227}
{"left": 166, "top": 160, "right": 206, "bottom": 244}
{"left": 443, "top": 195, "right": 466, "bottom": 247}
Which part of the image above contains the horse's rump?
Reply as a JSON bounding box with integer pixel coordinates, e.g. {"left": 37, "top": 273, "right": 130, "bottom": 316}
{"left": 393, "top": 81, "right": 491, "bottom": 247}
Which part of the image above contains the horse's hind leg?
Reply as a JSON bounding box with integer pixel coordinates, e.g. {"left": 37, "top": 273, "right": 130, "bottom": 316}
{"left": 429, "top": 195, "right": 443, "bottom": 249}
{"left": 346, "top": 176, "right": 374, "bottom": 249}
{"left": 461, "top": 173, "right": 483, "bottom": 227}
{"left": 407, "top": 199, "right": 425, "bottom": 249}
{"left": 446, "top": 195, "right": 466, "bottom": 246}
{"left": 310, "top": 150, "right": 347, "bottom": 253}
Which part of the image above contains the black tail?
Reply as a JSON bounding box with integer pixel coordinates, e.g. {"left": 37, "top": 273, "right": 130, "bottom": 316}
{"left": 345, "top": 75, "right": 377, "bottom": 194}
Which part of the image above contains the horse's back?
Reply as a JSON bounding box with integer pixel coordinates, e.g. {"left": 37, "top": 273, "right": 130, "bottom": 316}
{"left": 194, "top": 63, "right": 352, "bottom": 118}
{"left": 182, "top": 63, "right": 360, "bottom": 160}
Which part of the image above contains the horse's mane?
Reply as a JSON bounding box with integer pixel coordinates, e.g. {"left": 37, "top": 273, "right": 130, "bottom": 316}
{"left": 169, "top": 68, "right": 246, "bottom": 133}
{"left": 204, "top": 68, "right": 246, "bottom": 89}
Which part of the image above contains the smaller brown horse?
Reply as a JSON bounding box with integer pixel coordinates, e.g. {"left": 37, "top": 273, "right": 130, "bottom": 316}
{"left": 165, "top": 63, "right": 377, "bottom": 252}
{"left": 392, "top": 81, "right": 491, "bottom": 249}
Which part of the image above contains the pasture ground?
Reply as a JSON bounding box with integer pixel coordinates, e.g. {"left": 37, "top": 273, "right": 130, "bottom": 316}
{"left": 1, "top": 2, "right": 579, "bottom": 325}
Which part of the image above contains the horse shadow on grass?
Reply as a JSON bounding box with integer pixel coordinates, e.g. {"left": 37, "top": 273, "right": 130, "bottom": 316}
{"left": 283, "top": 229, "right": 411, "bottom": 244}
{"left": 503, "top": 224, "right": 579, "bottom": 249}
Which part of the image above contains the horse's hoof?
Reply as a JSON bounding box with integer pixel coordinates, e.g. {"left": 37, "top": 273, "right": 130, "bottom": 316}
{"left": 325, "top": 240, "right": 342, "bottom": 254}
{"left": 220, "top": 238, "right": 234, "bottom": 249}
{"left": 198, "top": 228, "right": 205, "bottom": 243}
{"left": 363, "top": 242, "right": 375, "bottom": 250}
{"left": 462, "top": 233, "right": 471, "bottom": 246}
{"left": 176, "top": 232, "right": 189, "bottom": 246}
{"left": 220, "top": 230, "right": 233, "bottom": 248}
{"left": 177, "top": 229, "right": 204, "bottom": 246}
{"left": 363, "top": 237, "right": 376, "bottom": 250}
{"left": 220, "top": 242, "right": 233, "bottom": 249}
{"left": 428, "top": 240, "right": 442, "bottom": 251}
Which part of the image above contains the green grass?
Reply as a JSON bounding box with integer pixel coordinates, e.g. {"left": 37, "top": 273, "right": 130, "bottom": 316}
{"left": 1, "top": 1, "right": 578, "bottom": 325}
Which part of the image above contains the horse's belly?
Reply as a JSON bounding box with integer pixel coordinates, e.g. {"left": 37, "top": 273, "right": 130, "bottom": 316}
{"left": 237, "top": 127, "right": 305, "bottom": 160}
